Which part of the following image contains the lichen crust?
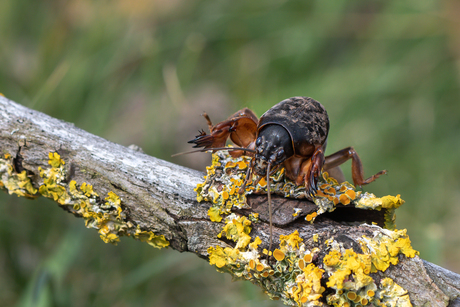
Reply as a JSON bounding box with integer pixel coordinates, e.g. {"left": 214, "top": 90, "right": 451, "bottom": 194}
{"left": 208, "top": 220, "right": 326, "bottom": 306}
{"left": 0, "top": 151, "right": 169, "bottom": 249}
{"left": 0, "top": 153, "right": 38, "bottom": 198}
{"left": 196, "top": 151, "right": 404, "bottom": 227}
{"left": 202, "top": 151, "right": 419, "bottom": 306}
{"left": 323, "top": 228, "right": 418, "bottom": 306}
{"left": 208, "top": 216, "right": 418, "bottom": 306}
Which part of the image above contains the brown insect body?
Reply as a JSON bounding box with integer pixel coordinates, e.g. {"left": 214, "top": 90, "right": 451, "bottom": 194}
{"left": 187, "top": 96, "right": 387, "bottom": 253}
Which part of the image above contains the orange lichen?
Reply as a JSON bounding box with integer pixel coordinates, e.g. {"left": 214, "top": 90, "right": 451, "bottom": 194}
{"left": 316, "top": 190, "right": 328, "bottom": 198}
{"left": 345, "top": 189, "right": 356, "bottom": 200}
{"left": 339, "top": 194, "right": 351, "bottom": 205}
{"left": 306, "top": 212, "right": 318, "bottom": 222}
{"left": 347, "top": 291, "right": 357, "bottom": 300}
{"left": 332, "top": 197, "right": 340, "bottom": 205}
{"left": 298, "top": 259, "right": 305, "bottom": 270}
{"left": 273, "top": 249, "right": 285, "bottom": 261}
{"left": 258, "top": 176, "right": 267, "bottom": 187}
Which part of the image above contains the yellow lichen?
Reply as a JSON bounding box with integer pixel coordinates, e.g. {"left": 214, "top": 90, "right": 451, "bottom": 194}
{"left": 248, "top": 212, "right": 259, "bottom": 223}
{"left": 208, "top": 206, "right": 223, "bottom": 222}
{"left": 99, "top": 226, "right": 121, "bottom": 244}
{"left": 323, "top": 230, "right": 417, "bottom": 307}
{"left": 80, "top": 182, "right": 98, "bottom": 197}
{"left": 279, "top": 230, "right": 303, "bottom": 249}
{"left": 356, "top": 194, "right": 404, "bottom": 210}
{"left": 249, "top": 236, "right": 262, "bottom": 250}
{"left": 218, "top": 215, "right": 252, "bottom": 249}
{"left": 360, "top": 229, "right": 419, "bottom": 273}
{"left": 208, "top": 220, "right": 324, "bottom": 306}
{"left": 288, "top": 263, "right": 325, "bottom": 306}
{"left": 134, "top": 227, "right": 170, "bottom": 249}
{"left": 0, "top": 154, "right": 38, "bottom": 198}
{"left": 293, "top": 208, "right": 302, "bottom": 217}
{"left": 48, "top": 152, "right": 65, "bottom": 168}
{"left": 376, "top": 278, "right": 412, "bottom": 307}
{"left": 325, "top": 248, "right": 373, "bottom": 290}
{"left": 208, "top": 246, "right": 236, "bottom": 268}
{"left": 0, "top": 152, "right": 169, "bottom": 250}
{"left": 37, "top": 152, "right": 72, "bottom": 204}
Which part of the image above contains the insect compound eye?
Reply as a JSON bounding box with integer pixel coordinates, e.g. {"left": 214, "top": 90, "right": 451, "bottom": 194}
{"left": 256, "top": 137, "right": 262, "bottom": 146}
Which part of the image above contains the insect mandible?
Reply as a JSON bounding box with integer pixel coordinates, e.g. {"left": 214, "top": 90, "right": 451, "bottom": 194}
{"left": 181, "top": 96, "right": 387, "bottom": 253}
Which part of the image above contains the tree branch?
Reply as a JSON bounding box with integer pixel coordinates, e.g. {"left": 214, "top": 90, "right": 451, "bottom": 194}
{"left": 1, "top": 95, "right": 459, "bottom": 306}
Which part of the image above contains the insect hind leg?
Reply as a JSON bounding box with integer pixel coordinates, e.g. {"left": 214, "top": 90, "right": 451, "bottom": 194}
{"left": 324, "top": 147, "right": 387, "bottom": 187}
{"left": 202, "top": 112, "right": 213, "bottom": 132}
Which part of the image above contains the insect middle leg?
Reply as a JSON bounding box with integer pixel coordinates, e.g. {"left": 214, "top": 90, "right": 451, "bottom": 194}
{"left": 324, "top": 147, "right": 387, "bottom": 187}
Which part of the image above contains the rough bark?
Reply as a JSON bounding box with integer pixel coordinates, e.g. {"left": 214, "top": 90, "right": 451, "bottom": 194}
{"left": 0, "top": 96, "right": 459, "bottom": 306}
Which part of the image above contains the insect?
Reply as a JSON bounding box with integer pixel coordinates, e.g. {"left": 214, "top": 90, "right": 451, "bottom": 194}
{"left": 183, "top": 96, "right": 387, "bottom": 253}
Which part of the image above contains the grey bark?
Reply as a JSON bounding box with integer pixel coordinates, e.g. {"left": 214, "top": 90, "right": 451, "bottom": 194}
{"left": 0, "top": 96, "right": 459, "bottom": 306}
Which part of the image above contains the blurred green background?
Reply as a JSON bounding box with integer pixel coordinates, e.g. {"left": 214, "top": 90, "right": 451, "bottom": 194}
{"left": 1, "top": 0, "right": 459, "bottom": 306}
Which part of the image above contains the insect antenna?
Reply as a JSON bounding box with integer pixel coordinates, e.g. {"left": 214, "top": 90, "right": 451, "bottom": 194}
{"left": 267, "top": 162, "right": 273, "bottom": 260}
{"left": 171, "top": 147, "right": 256, "bottom": 157}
